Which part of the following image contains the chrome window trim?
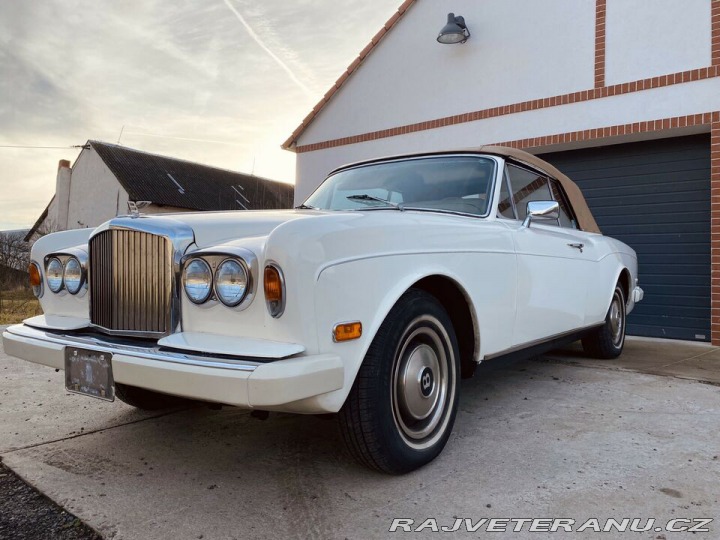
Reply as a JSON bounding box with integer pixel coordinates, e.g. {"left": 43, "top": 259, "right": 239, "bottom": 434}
{"left": 504, "top": 161, "right": 579, "bottom": 229}
{"left": 305, "top": 153, "right": 501, "bottom": 220}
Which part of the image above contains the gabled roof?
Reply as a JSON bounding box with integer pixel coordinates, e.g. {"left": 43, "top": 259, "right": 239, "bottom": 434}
{"left": 24, "top": 196, "right": 54, "bottom": 242}
{"left": 281, "top": 0, "right": 418, "bottom": 151}
{"left": 89, "top": 141, "right": 294, "bottom": 212}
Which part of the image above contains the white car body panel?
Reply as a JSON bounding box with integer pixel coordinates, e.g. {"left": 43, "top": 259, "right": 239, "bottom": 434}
{"left": 3, "top": 153, "right": 642, "bottom": 414}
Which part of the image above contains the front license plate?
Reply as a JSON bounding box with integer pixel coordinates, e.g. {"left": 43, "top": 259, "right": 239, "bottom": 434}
{"left": 65, "top": 347, "right": 115, "bottom": 401}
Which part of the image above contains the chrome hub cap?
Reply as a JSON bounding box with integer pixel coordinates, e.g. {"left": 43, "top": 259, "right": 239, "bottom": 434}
{"left": 609, "top": 292, "right": 624, "bottom": 346}
{"left": 391, "top": 316, "right": 454, "bottom": 448}
{"left": 398, "top": 344, "right": 440, "bottom": 421}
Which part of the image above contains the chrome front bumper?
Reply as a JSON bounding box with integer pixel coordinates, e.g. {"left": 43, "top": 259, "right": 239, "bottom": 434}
{"left": 2, "top": 324, "right": 343, "bottom": 410}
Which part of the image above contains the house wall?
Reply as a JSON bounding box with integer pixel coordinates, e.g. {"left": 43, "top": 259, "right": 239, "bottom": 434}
{"left": 64, "top": 147, "right": 130, "bottom": 229}
{"left": 290, "top": 0, "right": 720, "bottom": 344}
{"left": 301, "top": 0, "right": 597, "bottom": 146}
{"left": 605, "top": 0, "right": 711, "bottom": 85}
{"left": 293, "top": 0, "right": 717, "bottom": 202}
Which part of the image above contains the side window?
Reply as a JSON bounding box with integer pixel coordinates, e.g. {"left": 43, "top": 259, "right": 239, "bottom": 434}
{"left": 506, "top": 165, "right": 552, "bottom": 221}
{"left": 497, "top": 169, "right": 516, "bottom": 219}
{"left": 549, "top": 179, "right": 578, "bottom": 229}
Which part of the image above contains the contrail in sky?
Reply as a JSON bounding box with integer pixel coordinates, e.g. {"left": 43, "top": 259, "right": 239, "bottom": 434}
{"left": 221, "top": 0, "right": 314, "bottom": 97}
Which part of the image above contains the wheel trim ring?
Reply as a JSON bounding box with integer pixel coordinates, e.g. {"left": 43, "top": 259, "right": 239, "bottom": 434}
{"left": 609, "top": 290, "right": 625, "bottom": 347}
{"left": 390, "top": 315, "right": 456, "bottom": 450}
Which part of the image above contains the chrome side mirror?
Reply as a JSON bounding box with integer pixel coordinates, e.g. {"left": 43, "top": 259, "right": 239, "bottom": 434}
{"left": 522, "top": 201, "right": 559, "bottom": 228}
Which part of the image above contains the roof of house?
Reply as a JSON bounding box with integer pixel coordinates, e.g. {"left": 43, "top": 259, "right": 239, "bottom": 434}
{"left": 89, "top": 141, "right": 294, "bottom": 212}
{"left": 281, "top": 0, "right": 417, "bottom": 151}
{"left": 24, "top": 197, "right": 54, "bottom": 242}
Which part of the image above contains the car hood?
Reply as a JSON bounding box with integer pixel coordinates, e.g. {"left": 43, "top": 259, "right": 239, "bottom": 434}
{"left": 148, "top": 209, "right": 317, "bottom": 247}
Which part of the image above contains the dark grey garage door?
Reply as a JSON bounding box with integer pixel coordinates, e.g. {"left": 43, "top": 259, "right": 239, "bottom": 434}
{"left": 541, "top": 135, "right": 710, "bottom": 342}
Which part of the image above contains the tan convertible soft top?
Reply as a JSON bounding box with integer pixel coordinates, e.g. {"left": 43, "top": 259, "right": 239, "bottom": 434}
{"left": 477, "top": 145, "right": 601, "bottom": 234}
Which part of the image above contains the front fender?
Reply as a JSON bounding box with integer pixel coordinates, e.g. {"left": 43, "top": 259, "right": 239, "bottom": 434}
{"left": 288, "top": 251, "right": 514, "bottom": 413}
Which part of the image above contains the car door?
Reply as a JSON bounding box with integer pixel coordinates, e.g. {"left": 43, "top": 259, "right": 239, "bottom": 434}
{"left": 500, "top": 164, "right": 598, "bottom": 346}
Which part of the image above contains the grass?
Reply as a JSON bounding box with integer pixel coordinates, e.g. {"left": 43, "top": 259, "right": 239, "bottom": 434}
{"left": 0, "top": 289, "right": 42, "bottom": 325}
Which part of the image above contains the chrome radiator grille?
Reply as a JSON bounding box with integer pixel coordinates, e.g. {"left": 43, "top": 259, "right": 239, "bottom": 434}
{"left": 89, "top": 229, "right": 174, "bottom": 336}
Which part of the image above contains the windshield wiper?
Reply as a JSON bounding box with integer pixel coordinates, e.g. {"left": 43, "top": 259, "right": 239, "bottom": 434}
{"left": 295, "top": 203, "right": 316, "bottom": 209}
{"left": 346, "top": 194, "right": 405, "bottom": 211}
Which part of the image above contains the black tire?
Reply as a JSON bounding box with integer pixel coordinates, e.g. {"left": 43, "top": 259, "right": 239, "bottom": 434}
{"left": 338, "top": 289, "right": 461, "bottom": 474}
{"left": 582, "top": 283, "right": 626, "bottom": 359}
{"left": 115, "top": 383, "right": 189, "bottom": 410}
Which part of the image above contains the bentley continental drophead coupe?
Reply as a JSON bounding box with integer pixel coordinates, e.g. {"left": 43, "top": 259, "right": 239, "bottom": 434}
{"left": 3, "top": 146, "right": 643, "bottom": 473}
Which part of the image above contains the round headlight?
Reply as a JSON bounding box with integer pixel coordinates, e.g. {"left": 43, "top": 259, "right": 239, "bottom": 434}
{"left": 183, "top": 259, "right": 213, "bottom": 304}
{"left": 63, "top": 257, "right": 84, "bottom": 295}
{"left": 46, "top": 257, "right": 64, "bottom": 293}
{"left": 215, "top": 259, "right": 249, "bottom": 307}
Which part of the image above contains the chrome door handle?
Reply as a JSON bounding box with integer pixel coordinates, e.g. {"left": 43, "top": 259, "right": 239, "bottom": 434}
{"left": 568, "top": 243, "right": 584, "bottom": 253}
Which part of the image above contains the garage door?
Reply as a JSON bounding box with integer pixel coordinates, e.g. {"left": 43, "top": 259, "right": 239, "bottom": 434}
{"left": 540, "top": 134, "right": 711, "bottom": 342}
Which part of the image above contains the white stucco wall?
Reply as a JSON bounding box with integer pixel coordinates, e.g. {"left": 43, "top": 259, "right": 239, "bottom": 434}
{"left": 294, "top": 76, "right": 720, "bottom": 203}
{"left": 605, "top": 0, "right": 712, "bottom": 86}
{"left": 300, "top": 0, "right": 596, "bottom": 145}
{"left": 293, "top": 0, "right": 717, "bottom": 203}
{"left": 64, "top": 148, "right": 129, "bottom": 229}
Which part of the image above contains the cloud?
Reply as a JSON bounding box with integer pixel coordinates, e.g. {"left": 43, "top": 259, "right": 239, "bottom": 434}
{"left": 220, "top": 0, "right": 314, "bottom": 97}
{"left": 0, "top": 0, "right": 402, "bottom": 229}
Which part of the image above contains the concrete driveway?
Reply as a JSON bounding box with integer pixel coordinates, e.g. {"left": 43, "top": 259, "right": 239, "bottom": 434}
{"left": 2, "top": 328, "right": 720, "bottom": 540}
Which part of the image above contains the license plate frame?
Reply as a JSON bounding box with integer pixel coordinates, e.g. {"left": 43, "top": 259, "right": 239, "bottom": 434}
{"left": 65, "top": 347, "right": 115, "bottom": 401}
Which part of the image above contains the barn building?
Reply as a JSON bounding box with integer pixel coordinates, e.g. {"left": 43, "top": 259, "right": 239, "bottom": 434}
{"left": 26, "top": 141, "right": 294, "bottom": 241}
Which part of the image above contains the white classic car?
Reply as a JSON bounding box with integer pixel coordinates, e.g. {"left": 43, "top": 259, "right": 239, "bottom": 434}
{"left": 3, "top": 146, "right": 643, "bottom": 474}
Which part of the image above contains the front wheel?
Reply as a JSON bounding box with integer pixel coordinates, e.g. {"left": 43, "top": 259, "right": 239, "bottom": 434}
{"left": 582, "top": 283, "right": 626, "bottom": 359}
{"left": 338, "top": 289, "right": 460, "bottom": 474}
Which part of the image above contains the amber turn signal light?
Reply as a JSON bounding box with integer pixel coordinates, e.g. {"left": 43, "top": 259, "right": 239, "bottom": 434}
{"left": 264, "top": 264, "right": 285, "bottom": 317}
{"left": 28, "top": 262, "right": 42, "bottom": 297}
{"left": 333, "top": 321, "right": 362, "bottom": 342}
{"left": 264, "top": 266, "right": 282, "bottom": 301}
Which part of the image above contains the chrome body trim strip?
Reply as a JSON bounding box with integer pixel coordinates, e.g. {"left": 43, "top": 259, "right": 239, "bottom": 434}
{"left": 483, "top": 323, "right": 604, "bottom": 361}
{"left": 6, "top": 324, "right": 260, "bottom": 372}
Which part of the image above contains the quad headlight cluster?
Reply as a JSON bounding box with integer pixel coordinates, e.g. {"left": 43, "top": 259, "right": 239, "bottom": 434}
{"left": 182, "top": 254, "right": 285, "bottom": 317}
{"left": 38, "top": 254, "right": 87, "bottom": 296}
{"left": 183, "top": 257, "right": 251, "bottom": 308}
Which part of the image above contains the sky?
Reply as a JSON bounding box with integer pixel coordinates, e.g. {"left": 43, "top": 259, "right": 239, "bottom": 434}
{"left": 0, "top": 0, "right": 402, "bottom": 230}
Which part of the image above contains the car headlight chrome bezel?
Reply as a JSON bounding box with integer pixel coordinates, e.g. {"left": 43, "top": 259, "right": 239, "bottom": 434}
{"left": 63, "top": 256, "right": 85, "bottom": 295}
{"left": 214, "top": 258, "right": 250, "bottom": 307}
{"left": 46, "top": 257, "right": 64, "bottom": 293}
{"left": 181, "top": 249, "right": 258, "bottom": 310}
{"left": 183, "top": 258, "right": 214, "bottom": 305}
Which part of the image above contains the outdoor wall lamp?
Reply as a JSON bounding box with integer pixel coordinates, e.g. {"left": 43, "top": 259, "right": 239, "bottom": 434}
{"left": 437, "top": 12, "right": 471, "bottom": 44}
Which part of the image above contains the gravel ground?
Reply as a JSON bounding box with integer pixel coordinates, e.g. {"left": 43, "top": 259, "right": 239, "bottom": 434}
{"left": 0, "top": 461, "right": 100, "bottom": 540}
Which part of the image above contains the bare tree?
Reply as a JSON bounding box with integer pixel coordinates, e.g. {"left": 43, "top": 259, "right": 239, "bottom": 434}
{"left": 0, "top": 231, "right": 31, "bottom": 311}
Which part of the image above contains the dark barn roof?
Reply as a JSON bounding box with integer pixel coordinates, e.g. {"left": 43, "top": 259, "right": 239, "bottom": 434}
{"left": 90, "top": 141, "right": 294, "bottom": 212}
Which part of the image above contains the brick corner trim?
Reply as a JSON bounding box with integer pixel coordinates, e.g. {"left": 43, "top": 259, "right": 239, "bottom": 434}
{"left": 713, "top": 0, "right": 720, "bottom": 65}
{"left": 595, "top": 0, "right": 607, "bottom": 88}
{"left": 711, "top": 116, "right": 720, "bottom": 345}
{"left": 295, "top": 66, "right": 720, "bottom": 154}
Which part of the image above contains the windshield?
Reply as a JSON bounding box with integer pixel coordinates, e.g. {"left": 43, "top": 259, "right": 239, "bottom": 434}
{"left": 304, "top": 155, "right": 497, "bottom": 216}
